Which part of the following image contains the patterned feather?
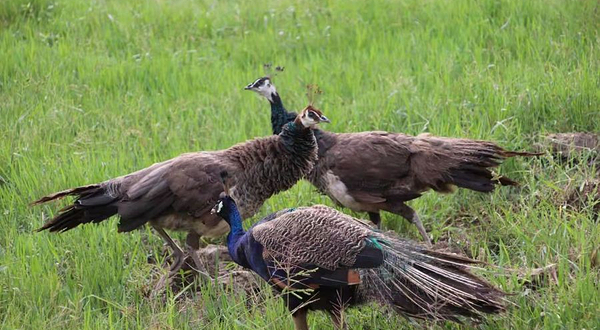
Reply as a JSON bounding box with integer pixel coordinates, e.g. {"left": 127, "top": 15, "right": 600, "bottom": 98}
{"left": 213, "top": 200, "right": 506, "bottom": 328}
{"left": 356, "top": 236, "right": 505, "bottom": 320}
{"left": 252, "top": 206, "right": 372, "bottom": 270}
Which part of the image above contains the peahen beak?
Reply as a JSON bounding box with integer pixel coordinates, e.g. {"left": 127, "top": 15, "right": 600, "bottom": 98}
{"left": 319, "top": 115, "right": 331, "bottom": 123}
{"left": 244, "top": 84, "right": 253, "bottom": 90}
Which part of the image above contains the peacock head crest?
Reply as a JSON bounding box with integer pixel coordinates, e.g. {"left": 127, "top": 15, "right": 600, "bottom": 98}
{"left": 244, "top": 64, "right": 284, "bottom": 102}
{"left": 296, "top": 105, "right": 330, "bottom": 129}
{"left": 294, "top": 84, "right": 329, "bottom": 128}
{"left": 211, "top": 171, "right": 238, "bottom": 222}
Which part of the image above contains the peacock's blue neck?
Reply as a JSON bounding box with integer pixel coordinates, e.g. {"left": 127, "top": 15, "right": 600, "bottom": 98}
{"left": 269, "top": 93, "right": 294, "bottom": 135}
{"left": 225, "top": 206, "right": 246, "bottom": 257}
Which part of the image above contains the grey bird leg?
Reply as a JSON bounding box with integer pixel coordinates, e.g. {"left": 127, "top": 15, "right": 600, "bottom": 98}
{"left": 394, "top": 204, "right": 432, "bottom": 246}
{"left": 185, "top": 232, "right": 212, "bottom": 281}
{"left": 368, "top": 212, "right": 382, "bottom": 229}
{"left": 153, "top": 226, "right": 186, "bottom": 273}
{"left": 152, "top": 226, "right": 187, "bottom": 293}
{"left": 292, "top": 309, "right": 309, "bottom": 330}
{"left": 328, "top": 310, "right": 347, "bottom": 330}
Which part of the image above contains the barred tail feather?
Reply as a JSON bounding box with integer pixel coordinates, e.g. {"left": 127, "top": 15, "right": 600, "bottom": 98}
{"left": 440, "top": 141, "right": 540, "bottom": 193}
{"left": 34, "top": 184, "right": 118, "bottom": 232}
{"left": 359, "top": 238, "right": 505, "bottom": 321}
{"left": 31, "top": 184, "right": 102, "bottom": 205}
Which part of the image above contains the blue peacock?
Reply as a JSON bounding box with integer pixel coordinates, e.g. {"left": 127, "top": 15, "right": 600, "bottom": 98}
{"left": 212, "top": 171, "right": 505, "bottom": 330}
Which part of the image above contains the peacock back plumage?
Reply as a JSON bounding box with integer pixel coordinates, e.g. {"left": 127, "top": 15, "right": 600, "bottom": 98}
{"left": 251, "top": 205, "right": 505, "bottom": 320}
{"left": 214, "top": 199, "right": 505, "bottom": 326}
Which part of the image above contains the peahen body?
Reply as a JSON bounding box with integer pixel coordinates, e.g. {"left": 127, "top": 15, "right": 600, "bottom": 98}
{"left": 245, "top": 77, "right": 540, "bottom": 245}
{"left": 212, "top": 181, "right": 506, "bottom": 330}
{"left": 32, "top": 106, "right": 329, "bottom": 284}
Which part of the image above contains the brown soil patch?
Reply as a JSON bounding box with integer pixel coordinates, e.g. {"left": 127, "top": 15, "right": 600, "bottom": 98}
{"left": 564, "top": 178, "right": 600, "bottom": 220}
{"left": 541, "top": 132, "right": 599, "bottom": 164}
{"left": 149, "top": 244, "right": 262, "bottom": 299}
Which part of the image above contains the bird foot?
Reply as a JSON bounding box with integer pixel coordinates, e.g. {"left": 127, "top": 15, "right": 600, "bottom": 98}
{"left": 152, "top": 249, "right": 188, "bottom": 295}
{"left": 184, "top": 246, "right": 213, "bottom": 281}
{"left": 151, "top": 247, "right": 215, "bottom": 296}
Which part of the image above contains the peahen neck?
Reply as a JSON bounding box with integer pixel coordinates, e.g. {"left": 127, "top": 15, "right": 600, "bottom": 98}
{"left": 269, "top": 92, "right": 291, "bottom": 135}
{"left": 225, "top": 205, "right": 246, "bottom": 257}
{"left": 280, "top": 120, "right": 316, "bottom": 155}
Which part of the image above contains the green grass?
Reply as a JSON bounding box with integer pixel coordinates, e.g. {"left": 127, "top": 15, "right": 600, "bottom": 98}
{"left": 1, "top": 0, "right": 599, "bottom": 328}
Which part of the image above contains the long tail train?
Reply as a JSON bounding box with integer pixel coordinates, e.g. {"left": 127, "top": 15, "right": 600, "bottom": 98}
{"left": 359, "top": 236, "right": 506, "bottom": 321}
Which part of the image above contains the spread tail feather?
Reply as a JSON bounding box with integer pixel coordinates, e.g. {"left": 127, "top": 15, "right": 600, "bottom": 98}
{"left": 446, "top": 146, "right": 540, "bottom": 192}
{"left": 422, "top": 138, "right": 541, "bottom": 193}
{"left": 359, "top": 237, "right": 506, "bottom": 321}
{"left": 33, "top": 184, "right": 118, "bottom": 232}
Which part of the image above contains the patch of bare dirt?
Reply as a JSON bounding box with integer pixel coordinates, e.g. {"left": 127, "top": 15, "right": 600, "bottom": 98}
{"left": 539, "top": 132, "right": 599, "bottom": 164}
{"left": 148, "top": 244, "right": 262, "bottom": 300}
{"left": 564, "top": 178, "right": 600, "bottom": 220}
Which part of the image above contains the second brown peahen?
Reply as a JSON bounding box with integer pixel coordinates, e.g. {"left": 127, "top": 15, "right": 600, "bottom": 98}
{"left": 32, "top": 105, "right": 329, "bottom": 285}
{"left": 246, "top": 76, "right": 541, "bottom": 245}
{"left": 212, "top": 172, "right": 506, "bottom": 330}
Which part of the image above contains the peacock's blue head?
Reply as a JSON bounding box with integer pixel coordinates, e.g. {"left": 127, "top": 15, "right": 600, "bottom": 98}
{"left": 245, "top": 77, "right": 278, "bottom": 103}
{"left": 211, "top": 194, "right": 238, "bottom": 223}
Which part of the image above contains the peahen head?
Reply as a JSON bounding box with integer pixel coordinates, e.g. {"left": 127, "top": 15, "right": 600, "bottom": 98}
{"left": 245, "top": 77, "right": 278, "bottom": 103}
{"left": 296, "top": 105, "right": 330, "bottom": 129}
{"left": 211, "top": 171, "right": 239, "bottom": 224}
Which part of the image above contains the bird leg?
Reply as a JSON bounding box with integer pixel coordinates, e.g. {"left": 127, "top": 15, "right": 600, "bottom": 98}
{"left": 393, "top": 204, "right": 432, "bottom": 246}
{"left": 292, "top": 309, "right": 309, "bottom": 330}
{"left": 184, "top": 232, "right": 212, "bottom": 281}
{"left": 368, "top": 212, "right": 382, "bottom": 229}
{"left": 152, "top": 226, "right": 186, "bottom": 292}
{"left": 153, "top": 226, "right": 186, "bottom": 273}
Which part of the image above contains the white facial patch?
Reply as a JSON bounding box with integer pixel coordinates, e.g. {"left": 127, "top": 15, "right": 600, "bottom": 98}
{"left": 299, "top": 112, "right": 318, "bottom": 128}
{"left": 215, "top": 201, "right": 223, "bottom": 213}
{"left": 257, "top": 80, "right": 277, "bottom": 102}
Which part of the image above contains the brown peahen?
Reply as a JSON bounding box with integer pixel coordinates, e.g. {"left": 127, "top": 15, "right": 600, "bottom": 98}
{"left": 212, "top": 172, "right": 506, "bottom": 330}
{"left": 32, "top": 105, "right": 329, "bottom": 284}
{"left": 246, "top": 76, "right": 541, "bottom": 245}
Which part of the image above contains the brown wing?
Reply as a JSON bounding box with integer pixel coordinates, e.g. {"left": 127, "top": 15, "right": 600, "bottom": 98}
{"left": 318, "top": 131, "right": 525, "bottom": 205}
{"left": 115, "top": 152, "right": 232, "bottom": 232}
{"left": 34, "top": 152, "right": 233, "bottom": 233}
{"left": 323, "top": 132, "right": 418, "bottom": 203}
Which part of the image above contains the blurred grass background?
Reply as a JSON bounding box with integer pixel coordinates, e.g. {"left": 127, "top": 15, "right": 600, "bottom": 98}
{"left": 1, "top": 0, "right": 598, "bottom": 328}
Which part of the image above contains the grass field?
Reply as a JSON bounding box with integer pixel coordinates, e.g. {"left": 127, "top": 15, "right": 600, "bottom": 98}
{"left": 1, "top": 0, "right": 599, "bottom": 328}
